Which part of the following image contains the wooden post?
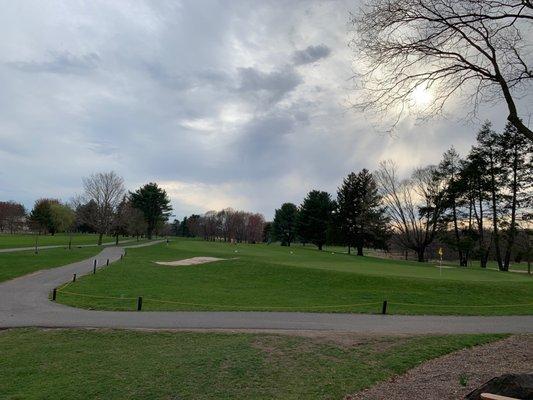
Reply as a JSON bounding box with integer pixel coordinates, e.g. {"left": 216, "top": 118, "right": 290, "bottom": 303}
{"left": 137, "top": 296, "right": 143, "bottom": 311}
{"left": 381, "top": 300, "right": 388, "bottom": 315}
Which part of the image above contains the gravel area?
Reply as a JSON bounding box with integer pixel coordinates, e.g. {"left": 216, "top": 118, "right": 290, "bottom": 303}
{"left": 346, "top": 335, "right": 532, "bottom": 400}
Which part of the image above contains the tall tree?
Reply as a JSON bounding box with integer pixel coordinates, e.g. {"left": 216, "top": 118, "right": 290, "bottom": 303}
{"left": 351, "top": 0, "right": 533, "bottom": 142}
{"left": 375, "top": 161, "right": 446, "bottom": 262}
{"left": 130, "top": 183, "right": 172, "bottom": 239}
{"left": 263, "top": 221, "right": 273, "bottom": 243}
{"left": 438, "top": 148, "right": 472, "bottom": 266}
{"left": 460, "top": 145, "right": 492, "bottom": 268}
{"left": 49, "top": 203, "right": 75, "bottom": 234}
{"left": 297, "top": 190, "right": 335, "bottom": 251}
{"left": 0, "top": 201, "right": 25, "bottom": 233}
{"left": 111, "top": 197, "right": 130, "bottom": 245}
{"left": 74, "top": 200, "right": 98, "bottom": 233}
{"left": 498, "top": 123, "right": 533, "bottom": 270}
{"left": 125, "top": 205, "right": 147, "bottom": 241}
{"left": 272, "top": 203, "right": 299, "bottom": 246}
{"left": 337, "top": 169, "right": 389, "bottom": 256}
{"left": 82, "top": 171, "right": 125, "bottom": 245}
{"left": 476, "top": 123, "right": 505, "bottom": 269}
{"left": 29, "top": 198, "right": 60, "bottom": 234}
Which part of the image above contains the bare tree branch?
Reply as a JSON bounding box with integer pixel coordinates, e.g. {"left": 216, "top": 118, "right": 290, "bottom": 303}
{"left": 350, "top": 0, "right": 533, "bottom": 141}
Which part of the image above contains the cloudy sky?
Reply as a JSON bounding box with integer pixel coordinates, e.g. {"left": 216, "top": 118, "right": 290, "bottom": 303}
{"left": 0, "top": 0, "right": 528, "bottom": 220}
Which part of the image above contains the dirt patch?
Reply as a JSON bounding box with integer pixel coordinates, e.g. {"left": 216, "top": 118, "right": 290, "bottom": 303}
{"left": 346, "top": 335, "right": 532, "bottom": 400}
{"left": 154, "top": 257, "right": 226, "bottom": 266}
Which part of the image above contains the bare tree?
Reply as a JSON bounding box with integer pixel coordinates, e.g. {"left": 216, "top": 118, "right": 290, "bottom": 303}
{"left": 81, "top": 171, "right": 125, "bottom": 245}
{"left": 375, "top": 161, "right": 446, "bottom": 261}
{"left": 0, "top": 201, "right": 26, "bottom": 233}
{"left": 351, "top": 0, "right": 533, "bottom": 142}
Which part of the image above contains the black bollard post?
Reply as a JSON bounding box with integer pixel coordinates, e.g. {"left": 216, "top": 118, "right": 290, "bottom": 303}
{"left": 381, "top": 300, "right": 388, "bottom": 315}
{"left": 120, "top": 254, "right": 123, "bottom": 260}
{"left": 106, "top": 259, "right": 109, "bottom": 266}
{"left": 93, "top": 264, "right": 96, "bottom": 274}
{"left": 137, "top": 296, "right": 143, "bottom": 311}
{"left": 73, "top": 273, "right": 76, "bottom": 282}
{"left": 52, "top": 288, "right": 57, "bottom": 301}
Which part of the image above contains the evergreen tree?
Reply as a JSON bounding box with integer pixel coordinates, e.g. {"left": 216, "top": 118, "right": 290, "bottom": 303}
{"left": 29, "top": 199, "right": 60, "bottom": 234}
{"left": 498, "top": 122, "right": 533, "bottom": 270}
{"left": 179, "top": 216, "right": 190, "bottom": 237}
{"left": 475, "top": 122, "right": 505, "bottom": 269}
{"left": 272, "top": 203, "right": 298, "bottom": 246}
{"left": 337, "top": 169, "right": 388, "bottom": 256}
{"left": 438, "top": 148, "right": 475, "bottom": 266}
{"left": 296, "top": 191, "right": 335, "bottom": 251}
{"left": 130, "top": 183, "right": 172, "bottom": 239}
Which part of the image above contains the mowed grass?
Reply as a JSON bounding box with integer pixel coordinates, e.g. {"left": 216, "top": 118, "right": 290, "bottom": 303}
{"left": 0, "top": 247, "right": 102, "bottom": 282}
{"left": 57, "top": 239, "right": 533, "bottom": 315}
{"left": 0, "top": 233, "right": 123, "bottom": 249}
{"left": 0, "top": 328, "right": 504, "bottom": 400}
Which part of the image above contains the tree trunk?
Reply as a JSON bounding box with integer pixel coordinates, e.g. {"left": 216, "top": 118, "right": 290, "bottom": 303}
{"left": 480, "top": 251, "right": 488, "bottom": 269}
{"left": 503, "top": 140, "right": 519, "bottom": 271}
{"left": 318, "top": 243, "right": 323, "bottom": 251}
{"left": 451, "top": 198, "right": 463, "bottom": 266}
{"left": 357, "top": 245, "right": 363, "bottom": 256}
{"left": 347, "top": 245, "right": 351, "bottom": 255}
{"left": 115, "top": 233, "right": 119, "bottom": 246}
{"left": 488, "top": 152, "right": 503, "bottom": 270}
{"left": 98, "top": 232, "right": 103, "bottom": 246}
{"left": 417, "top": 248, "right": 425, "bottom": 262}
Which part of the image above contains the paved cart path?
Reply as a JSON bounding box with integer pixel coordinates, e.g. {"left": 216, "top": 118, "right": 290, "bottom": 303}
{"left": 1, "top": 243, "right": 532, "bottom": 334}
{"left": 0, "top": 238, "right": 142, "bottom": 253}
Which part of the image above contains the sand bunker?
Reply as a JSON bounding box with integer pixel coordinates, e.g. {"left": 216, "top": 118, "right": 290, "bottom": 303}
{"left": 154, "top": 257, "right": 226, "bottom": 266}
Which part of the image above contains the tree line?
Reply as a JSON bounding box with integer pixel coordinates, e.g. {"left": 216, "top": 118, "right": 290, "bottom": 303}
{"left": 269, "top": 122, "right": 531, "bottom": 271}
{"left": 171, "top": 208, "right": 265, "bottom": 244}
{"left": 0, "top": 172, "right": 172, "bottom": 245}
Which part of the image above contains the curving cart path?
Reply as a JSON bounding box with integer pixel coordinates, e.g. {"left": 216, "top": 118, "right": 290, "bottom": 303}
{"left": 1, "top": 243, "right": 532, "bottom": 334}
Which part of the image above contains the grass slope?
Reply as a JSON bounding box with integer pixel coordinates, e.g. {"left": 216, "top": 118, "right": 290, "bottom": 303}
{"left": 57, "top": 239, "right": 533, "bottom": 315}
{"left": 0, "top": 329, "right": 504, "bottom": 400}
{"left": 0, "top": 247, "right": 102, "bottom": 282}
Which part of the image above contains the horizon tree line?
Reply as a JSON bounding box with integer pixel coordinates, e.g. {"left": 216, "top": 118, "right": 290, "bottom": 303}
{"left": 0, "top": 172, "right": 173, "bottom": 245}
{"left": 268, "top": 121, "right": 531, "bottom": 271}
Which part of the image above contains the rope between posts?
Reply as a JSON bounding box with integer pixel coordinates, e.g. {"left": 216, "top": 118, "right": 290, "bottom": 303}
{"left": 55, "top": 289, "right": 382, "bottom": 309}
{"left": 53, "top": 288, "right": 533, "bottom": 309}
{"left": 390, "top": 302, "right": 533, "bottom": 308}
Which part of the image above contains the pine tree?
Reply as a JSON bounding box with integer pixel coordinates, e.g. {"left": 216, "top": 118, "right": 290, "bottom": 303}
{"left": 272, "top": 203, "right": 299, "bottom": 246}
{"left": 296, "top": 191, "right": 335, "bottom": 250}
{"left": 130, "top": 183, "right": 172, "bottom": 239}
{"left": 337, "top": 169, "right": 388, "bottom": 256}
{"left": 498, "top": 122, "right": 533, "bottom": 270}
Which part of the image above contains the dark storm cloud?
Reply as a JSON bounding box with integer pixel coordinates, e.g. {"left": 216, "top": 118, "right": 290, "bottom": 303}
{"left": 292, "top": 44, "right": 331, "bottom": 65}
{"left": 7, "top": 51, "right": 100, "bottom": 74}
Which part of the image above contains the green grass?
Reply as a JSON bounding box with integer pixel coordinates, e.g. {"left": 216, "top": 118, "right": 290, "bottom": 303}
{"left": 0, "top": 233, "right": 127, "bottom": 249}
{"left": 0, "top": 247, "right": 102, "bottom": 282}
{"left": 57, "top": 239, "right": 533, "bottom": 315}
{"left": 0, "top": 328, "right": 504, "bottom": 400}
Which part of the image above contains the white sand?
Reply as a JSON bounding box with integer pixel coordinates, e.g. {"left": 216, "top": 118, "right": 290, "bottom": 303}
{"left": 154, "top": 257, "right": 226, "bottom": 266}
